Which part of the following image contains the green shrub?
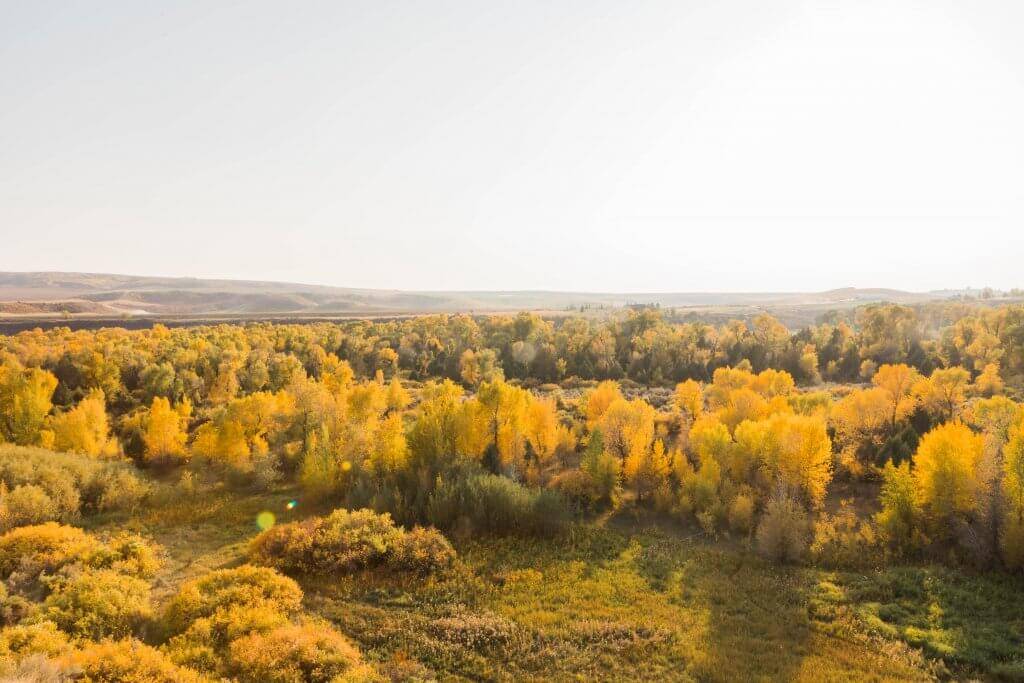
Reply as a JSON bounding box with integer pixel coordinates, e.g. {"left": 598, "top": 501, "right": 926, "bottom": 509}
{"left": 162, "top": 565, "right": 303, "bottom": 637}
{"left": 80, "top": 466, "right": 150, "bottom": 513}
{"left": 810, "top": 502, "right": 880, "bottom": 569}
{"left": 42, "top": 568, "right": 152, "bottom": 640}
{"left": 426, "top": 472, "right": 568, "bottom": 537}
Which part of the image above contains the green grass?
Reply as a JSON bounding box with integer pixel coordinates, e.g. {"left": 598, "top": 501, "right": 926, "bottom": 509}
{"left": 89, "top": 485, "right": 1024, "bottom": 681}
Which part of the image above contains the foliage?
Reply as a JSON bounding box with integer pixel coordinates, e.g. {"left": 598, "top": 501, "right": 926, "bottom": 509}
{"left": 426, "top": 471, "right": 568, "bottom": 537}
{"left": 0, "top": 445, "right": 149, "bottom": 528}
{"left": 64, "top": 638, "right": 209, "bottom": 682}
{"left": 250, "top": 508, "right": 455, "bottom": 576}
{"left": 42, "top": 568, "right": 152, "bottom": 640}
{"left": 227, "top": 621, "right": 366, "bottom": 683}
{"left": 755, "top": 495, "right": 811, "bottom": 563}
{"left": 162, "top": 565, "right": 303, "bottom": 637}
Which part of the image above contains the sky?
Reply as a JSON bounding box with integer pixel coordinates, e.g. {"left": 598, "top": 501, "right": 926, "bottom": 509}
{"left": 2, "top": 1, "right": 1023, "bottom": 293}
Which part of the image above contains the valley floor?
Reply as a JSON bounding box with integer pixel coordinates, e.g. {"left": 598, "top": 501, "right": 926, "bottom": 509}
{"left": 86, "top": 483, "right": 1024, "bottom": 682}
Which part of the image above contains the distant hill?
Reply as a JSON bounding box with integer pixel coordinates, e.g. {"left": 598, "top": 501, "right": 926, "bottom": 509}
{"left": 0, "top": 271, "right": 946, "bottom": 321}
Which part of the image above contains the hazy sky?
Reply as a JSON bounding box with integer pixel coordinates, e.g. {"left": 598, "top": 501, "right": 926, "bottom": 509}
{"left": 2, "top": 1, "right": 1023, "bottom": 292}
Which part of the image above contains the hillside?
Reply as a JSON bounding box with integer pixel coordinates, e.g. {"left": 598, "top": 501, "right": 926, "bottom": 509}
{"left": 0, "top": 272, "right": 944, "bottom": 321}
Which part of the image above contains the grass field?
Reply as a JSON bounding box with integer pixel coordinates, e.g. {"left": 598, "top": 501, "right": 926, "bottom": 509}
{"left": 85, "top": 481, "right": 1024, "bottom": 682}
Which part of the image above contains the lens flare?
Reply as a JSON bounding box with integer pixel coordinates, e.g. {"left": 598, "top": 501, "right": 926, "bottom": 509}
{"left": 285, "top": 500, "right": 297, "bottom": 510}
{"left": 256, "top": 511, "right": 276, "bottom": 530}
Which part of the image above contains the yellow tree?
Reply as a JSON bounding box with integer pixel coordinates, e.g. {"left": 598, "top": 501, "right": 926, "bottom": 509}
{"left": 142, "top": 397, "right": 192, "bottom": 464}
{"left": 829, "top": 387, "right": 891, "bottom": 474}
{"left": 0, "top": 358, "right": 58, "bottom": 446}
{"left": 974, "top": 363, "right": 1004, "bottom": 397}
{"left": 624, "top": 438, "right": 670, "bottom": 502}
{"left": 584, "top": 380, "right": 624, "bottom": 426}
{"left": 916, "top": 367, "right": 971, "bottom": 421}
{"left": 476, "top": 379, "right": 531, "bottom": 470}
{"left": 598, "top": 398, "right": 655, "bottom": 461}
{"left": 755, "top": 412, "right": 833, "bottom": 507}
{"left": 912, "top": 422, "right": 986, "bottom": 531}
{"left": 674, "top": 379, "right": 703, "bottom": 424}
{"left": 1001, "top": 418, "right": 1024, "bottom": 569}
{"left": 366, "top": 412, "right": 408, "bottom": 480}
{"left": 49, "top": 390, "right": 119, "bottom": 457}
{"left": 524, "top": 397, "right": 560, "bottom": 464}
{"left": 385, "top": 377, "right": 410, "bottom": 414}
{"left": 871, "top": 364, "right": 920, "bottom": 432}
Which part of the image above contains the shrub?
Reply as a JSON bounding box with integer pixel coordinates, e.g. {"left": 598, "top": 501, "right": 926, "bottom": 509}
{"left": 0, "top": 485, "right": 59, "bottom": 532}
{"left": 250, "top": 509, "right": 402, "bottom": 574}
{"left": 755, "top": 495, "right": 811, "bottom": 563}
{"left": 80, "top": 466, "right": 150, "bottom": 512}
{"left": 387, "top": 527, "right": 457, "bottom": 575}
{"left": 426, "top": 472, "right": 568, "bottom": 537}
{"left": 0, "top": 523, "right": 101, "bottom": 593}
{"left": 0, "top": 445, "right": 148, "bottom": 520}
{"left": 162, "top": 565, "right": 303, "bottom": 637}
{"left": 88, "top": 532, "right": 161, "bottom": 579}
{"left": 42, "top": 568, "right": 152, "bottom": 640}
{"left": 227, "top": 621, "right": 364, "bottom": 683}
{"left": 727, "top": 494, "right": 755, "bottom": 535}
{"left": 250, "top": 509, "right": 457, "bottom": 577}
{"left": 165, "top": 603, "right": 290, "bottom": 673}
{"left": 810, "top": 502, "right": 880, "bottom": 569}
{"left": 64, "top": 638, "right": 209, "bottom": 682}
{"left": 0, "top": 620, "right": 69, "bottom": 669}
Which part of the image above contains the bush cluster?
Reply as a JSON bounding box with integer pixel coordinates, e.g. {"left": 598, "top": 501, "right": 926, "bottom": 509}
{"left": 162, "top": 564, "right": 377, "bottom": 681}
{"left": 426, "top": 472, "right": 568, "bottom": 537}
{"left": 0, "top": 445, "right": 149, "bottom": 532}
{"left": 0, "top": 523, "right": 162, "bottom": 677}
{"left": 249, "top": 508, "right": 456, "bottom": 576}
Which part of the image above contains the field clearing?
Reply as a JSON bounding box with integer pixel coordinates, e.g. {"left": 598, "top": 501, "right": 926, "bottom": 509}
{"left": 85, "top": 482, "right": 1024, "bottom": 682}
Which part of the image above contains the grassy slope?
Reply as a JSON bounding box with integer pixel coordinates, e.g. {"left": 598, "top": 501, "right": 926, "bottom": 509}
{"left": 86, "top": 483, "right": 1024, "bottom": 682}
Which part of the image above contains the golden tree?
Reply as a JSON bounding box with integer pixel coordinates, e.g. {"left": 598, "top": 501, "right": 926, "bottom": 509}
{"left": 911, "top": 422, "right": 986, "bottom": 529}
{"left": 142, "top": 397, "right": 192, "bottom": 464}
{"left": 49, "top": 390, "right": 119, "bottom": 457}
{"left": 871, "top": 363, "right": 920, "bottom": 431}
{"left": 0, "top": 357, "right": 58, "bottom": 446}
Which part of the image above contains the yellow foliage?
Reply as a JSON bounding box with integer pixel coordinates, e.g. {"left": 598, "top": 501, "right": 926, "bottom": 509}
{"left": 871, "top": 363, "right": 920, "bottom": 427}
{"left": 0, "top": 358, "right": 58, "bottom": 446}
{"left": 227, "top": 621, "right": 365, "bottom": 683}
{"left": 385, "top": 376, "right": 410, "bottom": 413}
{"left": 48, "top": 390, "right": 119, "bottom": 457}
{"left": 598, "top": 398, "right": 655, "bottom": 461}
{"left": 974, "top": 362, "right": 1004, "bottom": 397}
{"left": 673, "top": 379, "right": 703, "bottom": 422}
{"left": 584, "top": 380, "right": 624, "bottom": 426}
{"left": 912, "top": 422, "right": 986, "bottom": 523}
{"left": 65, "top": 638, "right": 209, "bottom": 682}
{"left": 915, "top": 367, "right": 971, "bottom": 420}
{"left": 142, "top": 397, "right": 191, "bottom": 464}
{"left": 1001, "top": 418, "right": 1024, "bottom": 568}
{"left": 749, "top": 412, "right": 833, "bottom": 507}
{"left": 524, "top": 397, "right": 560, "bottom": 463}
